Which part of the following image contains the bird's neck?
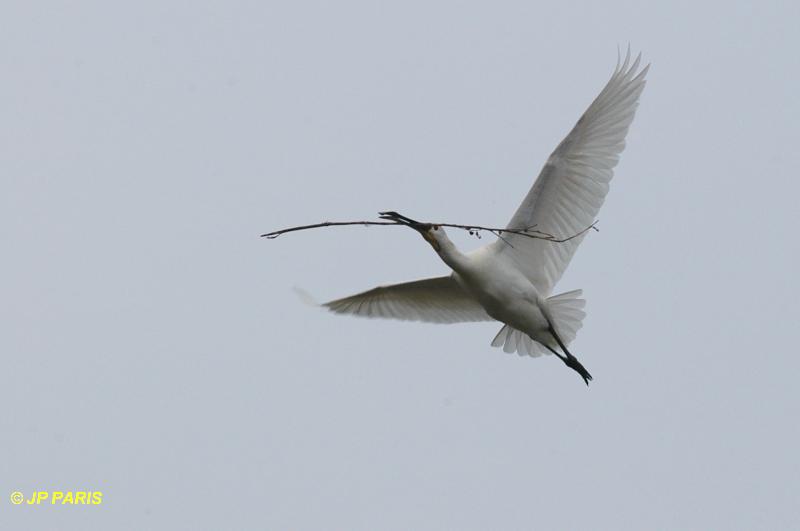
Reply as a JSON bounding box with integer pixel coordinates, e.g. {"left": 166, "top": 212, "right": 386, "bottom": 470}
{"left": 435, "top": 237, "right": 470, "bottom": 273}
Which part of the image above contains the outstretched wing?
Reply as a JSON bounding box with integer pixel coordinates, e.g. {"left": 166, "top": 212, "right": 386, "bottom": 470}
{"left": 323, "top": 276, "right": 493, "bottom": 324}
{"left": 491, "top": 49, "right": 649, "bottom": 295}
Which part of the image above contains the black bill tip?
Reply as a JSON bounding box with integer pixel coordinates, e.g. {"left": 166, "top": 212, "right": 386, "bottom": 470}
{"left": 378, "top": 212, "right": 430, "bottom": 233}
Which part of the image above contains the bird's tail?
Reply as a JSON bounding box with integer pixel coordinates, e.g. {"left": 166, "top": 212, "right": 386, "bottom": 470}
{"left": 490, "top": 289, "right": 586, "bottom": 357}
{"left": 545, "top": 289, "right": 592, "bottom": 385}
{"left": 546, "top": 289, "right": 586, "bottom": 345}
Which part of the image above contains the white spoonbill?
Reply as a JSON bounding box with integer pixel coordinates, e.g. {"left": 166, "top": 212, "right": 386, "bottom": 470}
{"left": 322, "top": 50, "right": 648, "bottom": 384}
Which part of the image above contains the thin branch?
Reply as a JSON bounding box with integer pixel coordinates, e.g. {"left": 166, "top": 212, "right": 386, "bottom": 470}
{"left": 260, "top": 220, "right": 399, "bottom": 239}
{"left": 261, "top": 217, "right": 599, "bottom": 244}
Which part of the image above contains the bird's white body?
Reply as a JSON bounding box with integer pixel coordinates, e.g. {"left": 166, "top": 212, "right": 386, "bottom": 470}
{"left": 321, "top": 50, "right": 649, "bottom": 383}
{"left": 452, "top": 246, "right": 551, "bottom": 341}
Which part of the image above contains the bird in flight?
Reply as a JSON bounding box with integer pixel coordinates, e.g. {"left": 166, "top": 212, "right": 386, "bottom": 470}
{"left": 321, "top": 50, "right": 648, "bottom": 384}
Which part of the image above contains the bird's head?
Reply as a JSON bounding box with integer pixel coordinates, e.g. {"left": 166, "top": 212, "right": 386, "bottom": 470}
{"left": 379, "top": 211, "right": 444, "bottom": 252}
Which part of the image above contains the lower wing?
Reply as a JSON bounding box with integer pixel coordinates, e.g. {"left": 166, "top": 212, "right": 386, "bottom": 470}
{"left": 324, "top": 276, "right": 494, "bottom": 324}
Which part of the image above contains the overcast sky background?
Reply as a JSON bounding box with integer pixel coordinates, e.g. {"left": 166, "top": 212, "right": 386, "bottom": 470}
{"left": 2, "top": 1, "right": 799, "bottom": 529}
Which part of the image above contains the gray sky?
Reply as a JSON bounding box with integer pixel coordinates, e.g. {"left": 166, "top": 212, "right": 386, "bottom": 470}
{"left": 2, "top": 1, "right": 799, "bottom": 529}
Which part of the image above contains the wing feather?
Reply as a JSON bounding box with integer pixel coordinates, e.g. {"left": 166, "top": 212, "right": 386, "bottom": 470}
{"left": 491, "top": 49, "right": 648, "bottom": 294}
{"left": 323, "top": 276, "right": 493, "bottom": 324}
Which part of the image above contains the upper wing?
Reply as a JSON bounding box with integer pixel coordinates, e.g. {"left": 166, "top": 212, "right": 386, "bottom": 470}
{"left": 490, "top": 49, "right": 649, "bottom": 294}
{"left": 323, "top": 275, "right": 493, "bottom": 324}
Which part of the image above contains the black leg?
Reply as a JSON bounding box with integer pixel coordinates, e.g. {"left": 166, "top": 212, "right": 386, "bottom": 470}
{"left": 544, "top": 326, "right": 593, "bottom": 386}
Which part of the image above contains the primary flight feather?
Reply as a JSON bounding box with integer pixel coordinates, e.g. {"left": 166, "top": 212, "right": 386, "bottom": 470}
{"left": 322, "top": 49, "right": 648, "bottom": 384}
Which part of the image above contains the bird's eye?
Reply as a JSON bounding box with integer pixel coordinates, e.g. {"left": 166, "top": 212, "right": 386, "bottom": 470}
{"left": 432, "top": 225, "right": 439, "bottom": 231}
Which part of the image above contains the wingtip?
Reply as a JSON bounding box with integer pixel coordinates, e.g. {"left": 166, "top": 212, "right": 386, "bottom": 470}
{"left": 613, "top": 45, "right": 648, "bottom": 76}
{"left": 292, "top": 286, "right": 321, "bottom": 307}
